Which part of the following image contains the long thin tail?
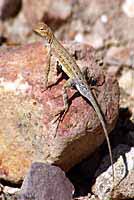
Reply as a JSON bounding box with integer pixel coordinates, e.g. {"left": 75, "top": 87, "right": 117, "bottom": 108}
{"left": 89, "top": 91, "right": 115, "bottom": 184}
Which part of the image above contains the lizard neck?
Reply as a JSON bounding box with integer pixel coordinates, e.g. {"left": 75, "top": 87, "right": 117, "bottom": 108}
{"left": 52, "top": 38, "right": 84, "bottom": 80}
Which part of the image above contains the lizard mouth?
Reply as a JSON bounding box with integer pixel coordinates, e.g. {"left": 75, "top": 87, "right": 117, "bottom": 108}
{"left": 33, "top": 28, "right": 40, "bottom": 35}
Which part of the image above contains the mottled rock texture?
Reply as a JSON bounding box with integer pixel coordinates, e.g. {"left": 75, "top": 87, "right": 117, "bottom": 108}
{"left": 0, "top": 42, "right": 119, "bottom": 182}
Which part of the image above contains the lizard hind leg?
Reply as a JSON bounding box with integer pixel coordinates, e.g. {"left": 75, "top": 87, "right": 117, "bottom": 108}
{"left": 82, "top": 67, "right": 97, "bottom": 86}
{"left": 82, "top": 68, "right": 99, "bottom": 95}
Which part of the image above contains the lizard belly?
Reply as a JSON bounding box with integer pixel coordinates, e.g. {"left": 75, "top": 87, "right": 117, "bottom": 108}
{"left": 58, "top": 56, "right": 75, "bottom": 78}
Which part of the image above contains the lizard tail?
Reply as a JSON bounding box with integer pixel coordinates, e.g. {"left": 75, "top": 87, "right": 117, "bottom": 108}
{"left": 88, "top": 91, "right": 115, "bottom": 185}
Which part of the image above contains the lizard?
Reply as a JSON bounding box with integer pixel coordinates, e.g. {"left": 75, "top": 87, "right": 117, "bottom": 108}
{"left": 33, "top": 22, "right": 115, "bottom": 186}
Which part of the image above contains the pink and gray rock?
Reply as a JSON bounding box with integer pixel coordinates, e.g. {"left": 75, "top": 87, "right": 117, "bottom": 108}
{"left": 19, "top": 162, "right": 74, "bottom": 200}
{"left": 105, "top": 46, "right": 134, "bottom": 67}
{"left": 0, "top": 42, "right": 119, "bottom": 183}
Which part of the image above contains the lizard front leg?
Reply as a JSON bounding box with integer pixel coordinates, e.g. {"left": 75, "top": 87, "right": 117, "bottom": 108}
{"left": 81, "top": 67, "right": 99, "bottom": 95}
{"left": 54, "top": 78, "right": 74, "bottom": 122}
{"left": 43, "top": 43, "right": 52, "bottom": 89}
{"left": 81, "top": 67, "right": 97, "bottom": 86}
{"left": 43, "top": 45, "right": 62, "bottom": 90}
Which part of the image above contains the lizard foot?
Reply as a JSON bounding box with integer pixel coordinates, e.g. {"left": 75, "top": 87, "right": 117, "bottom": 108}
{"left": 53, "top": 106, "right": 68, "bottom": 124}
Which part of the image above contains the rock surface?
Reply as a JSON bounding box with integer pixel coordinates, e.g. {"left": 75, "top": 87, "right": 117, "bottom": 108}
{"left": 0, "top": 42, "right": 119, "bottom": 183}
{"left": 119, "top": 69, "right": 134, "bottom": 97}
{"left": 19, "top": 162, "right": 74, "bottom": 200}
{"left": 112, "top": 171, "right": 134, "bottom": 200}
{"left": 105, "top": 46, "right": 134, "bottom": 67}
{"left": 92, "top": 144, "right": 134, "bottom": 200}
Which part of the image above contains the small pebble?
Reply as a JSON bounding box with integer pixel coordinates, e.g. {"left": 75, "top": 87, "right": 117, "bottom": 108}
{"left": 74, "top": 33, "right": 84, "bottom": 43}
{"left": 100, "top": 14, "right": 108, "bottom": 23}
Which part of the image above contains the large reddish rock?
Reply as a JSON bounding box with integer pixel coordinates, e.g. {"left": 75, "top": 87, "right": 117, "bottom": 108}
{"left": 0, "top": 42, "right": 119, "bottom": 183}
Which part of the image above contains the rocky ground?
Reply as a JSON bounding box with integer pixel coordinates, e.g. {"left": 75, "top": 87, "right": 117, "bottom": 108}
{"left": 0, "top": 0, "right": 134, "bottom": 200}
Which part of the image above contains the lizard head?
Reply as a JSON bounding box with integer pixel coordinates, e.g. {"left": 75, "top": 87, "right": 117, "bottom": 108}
{"left": 33, "top": 22, "right": 53, "bottom": 43}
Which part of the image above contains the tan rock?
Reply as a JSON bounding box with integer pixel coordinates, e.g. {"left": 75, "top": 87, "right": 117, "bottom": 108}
{"left": 92, "top": 144, "right": 134, "bottom": 200}
{"left": 119, "top": 69, "right": 134, "bottom": 97}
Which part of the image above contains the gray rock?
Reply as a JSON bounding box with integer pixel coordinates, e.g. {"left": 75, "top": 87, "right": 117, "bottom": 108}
{"left": 19, "top": 162, "right": 74, "bottom": 200}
